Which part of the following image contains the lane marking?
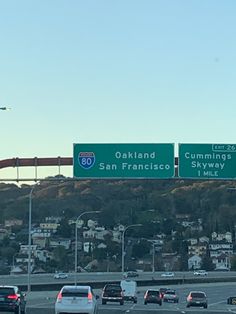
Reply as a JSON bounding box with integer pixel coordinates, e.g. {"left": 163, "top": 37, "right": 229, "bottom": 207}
{"left": 126, "top": 303, "right": 135, "bottom": 312}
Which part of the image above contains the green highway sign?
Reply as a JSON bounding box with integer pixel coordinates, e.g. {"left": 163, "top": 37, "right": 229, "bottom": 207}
{"left": 73, "top": 143, "right": 175, "bottom": 179}
{"left": 178, "top": 143, "right": 236, "bottom": 179}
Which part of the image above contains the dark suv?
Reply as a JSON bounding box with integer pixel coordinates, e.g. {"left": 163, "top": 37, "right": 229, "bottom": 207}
{"left": 144, "top": 289, "right": 162, "bottom": 305}
{"left": 0, "top": 285, "right": 26, "bottom": 313}
{"left": 102, "top": 284, "right": 124, "bottom": 305}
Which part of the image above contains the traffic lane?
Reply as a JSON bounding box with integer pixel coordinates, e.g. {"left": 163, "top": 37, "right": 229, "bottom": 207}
{"left": 25, "top": 283, "right": 236, "bottom": 314}
{"left": 2, "top": 270, "right": 236, "bottom": 285}
{"left": 25, "top": 301, "right": 236, "bottom": 314}
{"left": 23, "top": 306, "right": 236, "bottom": 314}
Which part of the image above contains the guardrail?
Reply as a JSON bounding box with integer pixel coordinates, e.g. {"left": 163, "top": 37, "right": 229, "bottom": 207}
{"left": 18, "top": 275, "right": 236, "bottom": 292}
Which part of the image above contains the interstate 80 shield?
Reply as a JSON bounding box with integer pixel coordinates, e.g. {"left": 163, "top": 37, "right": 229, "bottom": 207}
{"left": 78, "top": 152, "right": 95, "bottom": 169}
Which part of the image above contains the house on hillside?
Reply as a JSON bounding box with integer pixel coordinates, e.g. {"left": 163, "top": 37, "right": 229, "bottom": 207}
{"left": 39, "top": 222, "right": 59, "bottom": 233}
{"left": 212, "top": 253, "right": 231, "bottom": 270}
{"left": 161, "top": 252, "right": 180, "bottom": 271}
{"left": 211, "top": 232, "right": 232, "bottom": 243}
{"left": 209, "top": 241, "right": 233, "bottom": 258}
{"left": 5, "top": 219, "right": 23, "bottom": 228}
{"left": 188, "top": 254, "right": 202, "bottom": 270}
{"left": 188, "top": 242, "right": 207, "bottom": 257}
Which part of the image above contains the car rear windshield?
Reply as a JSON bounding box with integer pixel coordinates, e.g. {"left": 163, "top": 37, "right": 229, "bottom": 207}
{"left": 0, "top": 288, "right": 15, "bottom": 295}
{"left": 166, "top": 290, "right": 175, "bottom": 295}
{"left": 148, "top": 290, "right": 159, "bottom": 296}
{"left": 105, "top": 285, "right": 121, "bottom": 291}
{"left": 62, "top": 288, "right": 88, "bottom": 297}
{"left": 191, "top": 292, "right": 205, "bottom": 298}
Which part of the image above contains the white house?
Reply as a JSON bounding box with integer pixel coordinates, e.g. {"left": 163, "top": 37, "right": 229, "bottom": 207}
{"left": 112, "top": 230, "right": 122, "bottom": 243}
{"left": 212, "top": 253, "right": 231, "bottom": 270}
{"left": 20, "top": 244, "right": 38, "bottom": 255}
{"left": 199, "top": 236, "right": 210, "bottom": 243}
{"left": 211, "top": 232, "right": 232, "bottom": 243}
{"left": 187, "top": 238, "right": 198, "bottom": 245}
{"left": 209, "top": 242, "right": 233, "bottom": 258}
{"left": 35, "top": 249, "right": 53, "bottom": 263}
{"left": 188, "top": 254, "right": 202, "bottom": 270}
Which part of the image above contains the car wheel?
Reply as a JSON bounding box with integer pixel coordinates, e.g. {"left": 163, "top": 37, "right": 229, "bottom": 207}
{"left": 144, "top": 301, "right": 147, "bottom": 305}
{"left": 120, "top": 300, "right": 124, "bottom": 305}
{"left": 204, "top": 304, "right": 208, "bottom": 308}
{"left": 102, "top": 299, "right": 106, "bottom": 305}
{"left": 187, "top": 304, "right": 190, "bottom": 308}
{"left": 159, "top": 302, "right": 162, "bottom": 306}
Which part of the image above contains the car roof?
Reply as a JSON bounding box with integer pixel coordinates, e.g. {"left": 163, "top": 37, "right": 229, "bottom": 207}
{"left": 61, "top": 285, "right": 91, "bottom": 290}
{"left": 189, "top": 291, "right": 206, "bottom": 294}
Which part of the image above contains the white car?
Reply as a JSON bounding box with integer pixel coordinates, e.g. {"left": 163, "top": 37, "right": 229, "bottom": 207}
{"left": 193, "top": 270, "right": 208, "bottom": 276}
{"left": 55, "top": 285, "right": 99, "bottom": 314}
{"left": 54, "top": 272, "right": 68, "bottom": 279}
{"left": 123, "top": 270, "right": 139, "bottom": 278}
{"left": 161, "top": 272, "right": 175, "bottom": 278}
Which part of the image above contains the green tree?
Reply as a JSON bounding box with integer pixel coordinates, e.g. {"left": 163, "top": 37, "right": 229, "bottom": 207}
{"left": 1, "top": 247, "right": 16, "bottom": 264}
{"left": 201, "top": 253, "right": 214, "bottom": 271}
{"left": 56, "top": 219, "right": 72, "bottom": 238}
{"left": 53, "top": 246, "right": 68, "bottom": 270}
{"left": 230, "top": 256, "right": 236, "bottom": 271}
{"left": 132, "top": 240, "right": 149, "bottom": 259}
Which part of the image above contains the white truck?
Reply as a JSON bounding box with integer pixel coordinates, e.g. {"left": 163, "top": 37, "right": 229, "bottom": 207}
{"left": 120, "top": 279, "right": 137, "bottom": 303}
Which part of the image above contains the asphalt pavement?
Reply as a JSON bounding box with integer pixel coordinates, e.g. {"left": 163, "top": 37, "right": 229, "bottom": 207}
{"left": 24, "top": 282, "right": 236, "bottom": 314}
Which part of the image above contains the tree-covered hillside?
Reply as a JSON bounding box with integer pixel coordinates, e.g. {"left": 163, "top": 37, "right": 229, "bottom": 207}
{"left": 0, "top": 178, "right": 236, "bottom": 237}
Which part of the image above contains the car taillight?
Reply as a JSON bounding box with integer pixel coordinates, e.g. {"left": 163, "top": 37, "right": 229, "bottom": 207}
{"left": 144, "top": 292, "right": 147, "bottom": 298}
{"left": 188, "top": 296, "right": 192, "bottom": 301}
{"left": 7, "top": 294, "right": 18, "bottom": 300}
{"left": 57, "top": 292, "right": 62, "bottom": 302}
{"left": 88, "top": 292, "right": 93, "bottom": 302}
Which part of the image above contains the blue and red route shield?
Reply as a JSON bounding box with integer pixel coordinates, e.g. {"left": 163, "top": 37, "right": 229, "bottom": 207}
{"left": 78, "top": 152, "right": 96, "bottom": 169}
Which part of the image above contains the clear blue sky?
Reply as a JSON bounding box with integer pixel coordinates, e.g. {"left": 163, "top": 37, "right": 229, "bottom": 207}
{"left": 1, "top": 1, "right": 236, "bottom": 180}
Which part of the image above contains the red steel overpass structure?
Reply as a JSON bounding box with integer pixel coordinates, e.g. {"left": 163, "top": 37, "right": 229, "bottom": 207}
{"left": 0, "top": 157, "right": 179, "bottom": 182}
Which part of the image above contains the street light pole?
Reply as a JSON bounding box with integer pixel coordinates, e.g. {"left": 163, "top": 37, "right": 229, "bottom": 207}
{"left": 74, "top": 210, "right": 101, "bottom": 285}
{"left": 27, "top": 182, "right": 39, "bottom": 293}
{"left": 121, "top": 224, "right": 142, "bottom": 274}
{"left": 152, "top": 242, "right": 156, "bottom": 273}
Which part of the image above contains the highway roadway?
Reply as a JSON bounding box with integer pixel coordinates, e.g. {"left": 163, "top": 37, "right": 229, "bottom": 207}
{"left": 2, "top": 270, "right": 236, "bottom": 286}
{"left": 24, "top": 282, "right": 236, "bottom": 314}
